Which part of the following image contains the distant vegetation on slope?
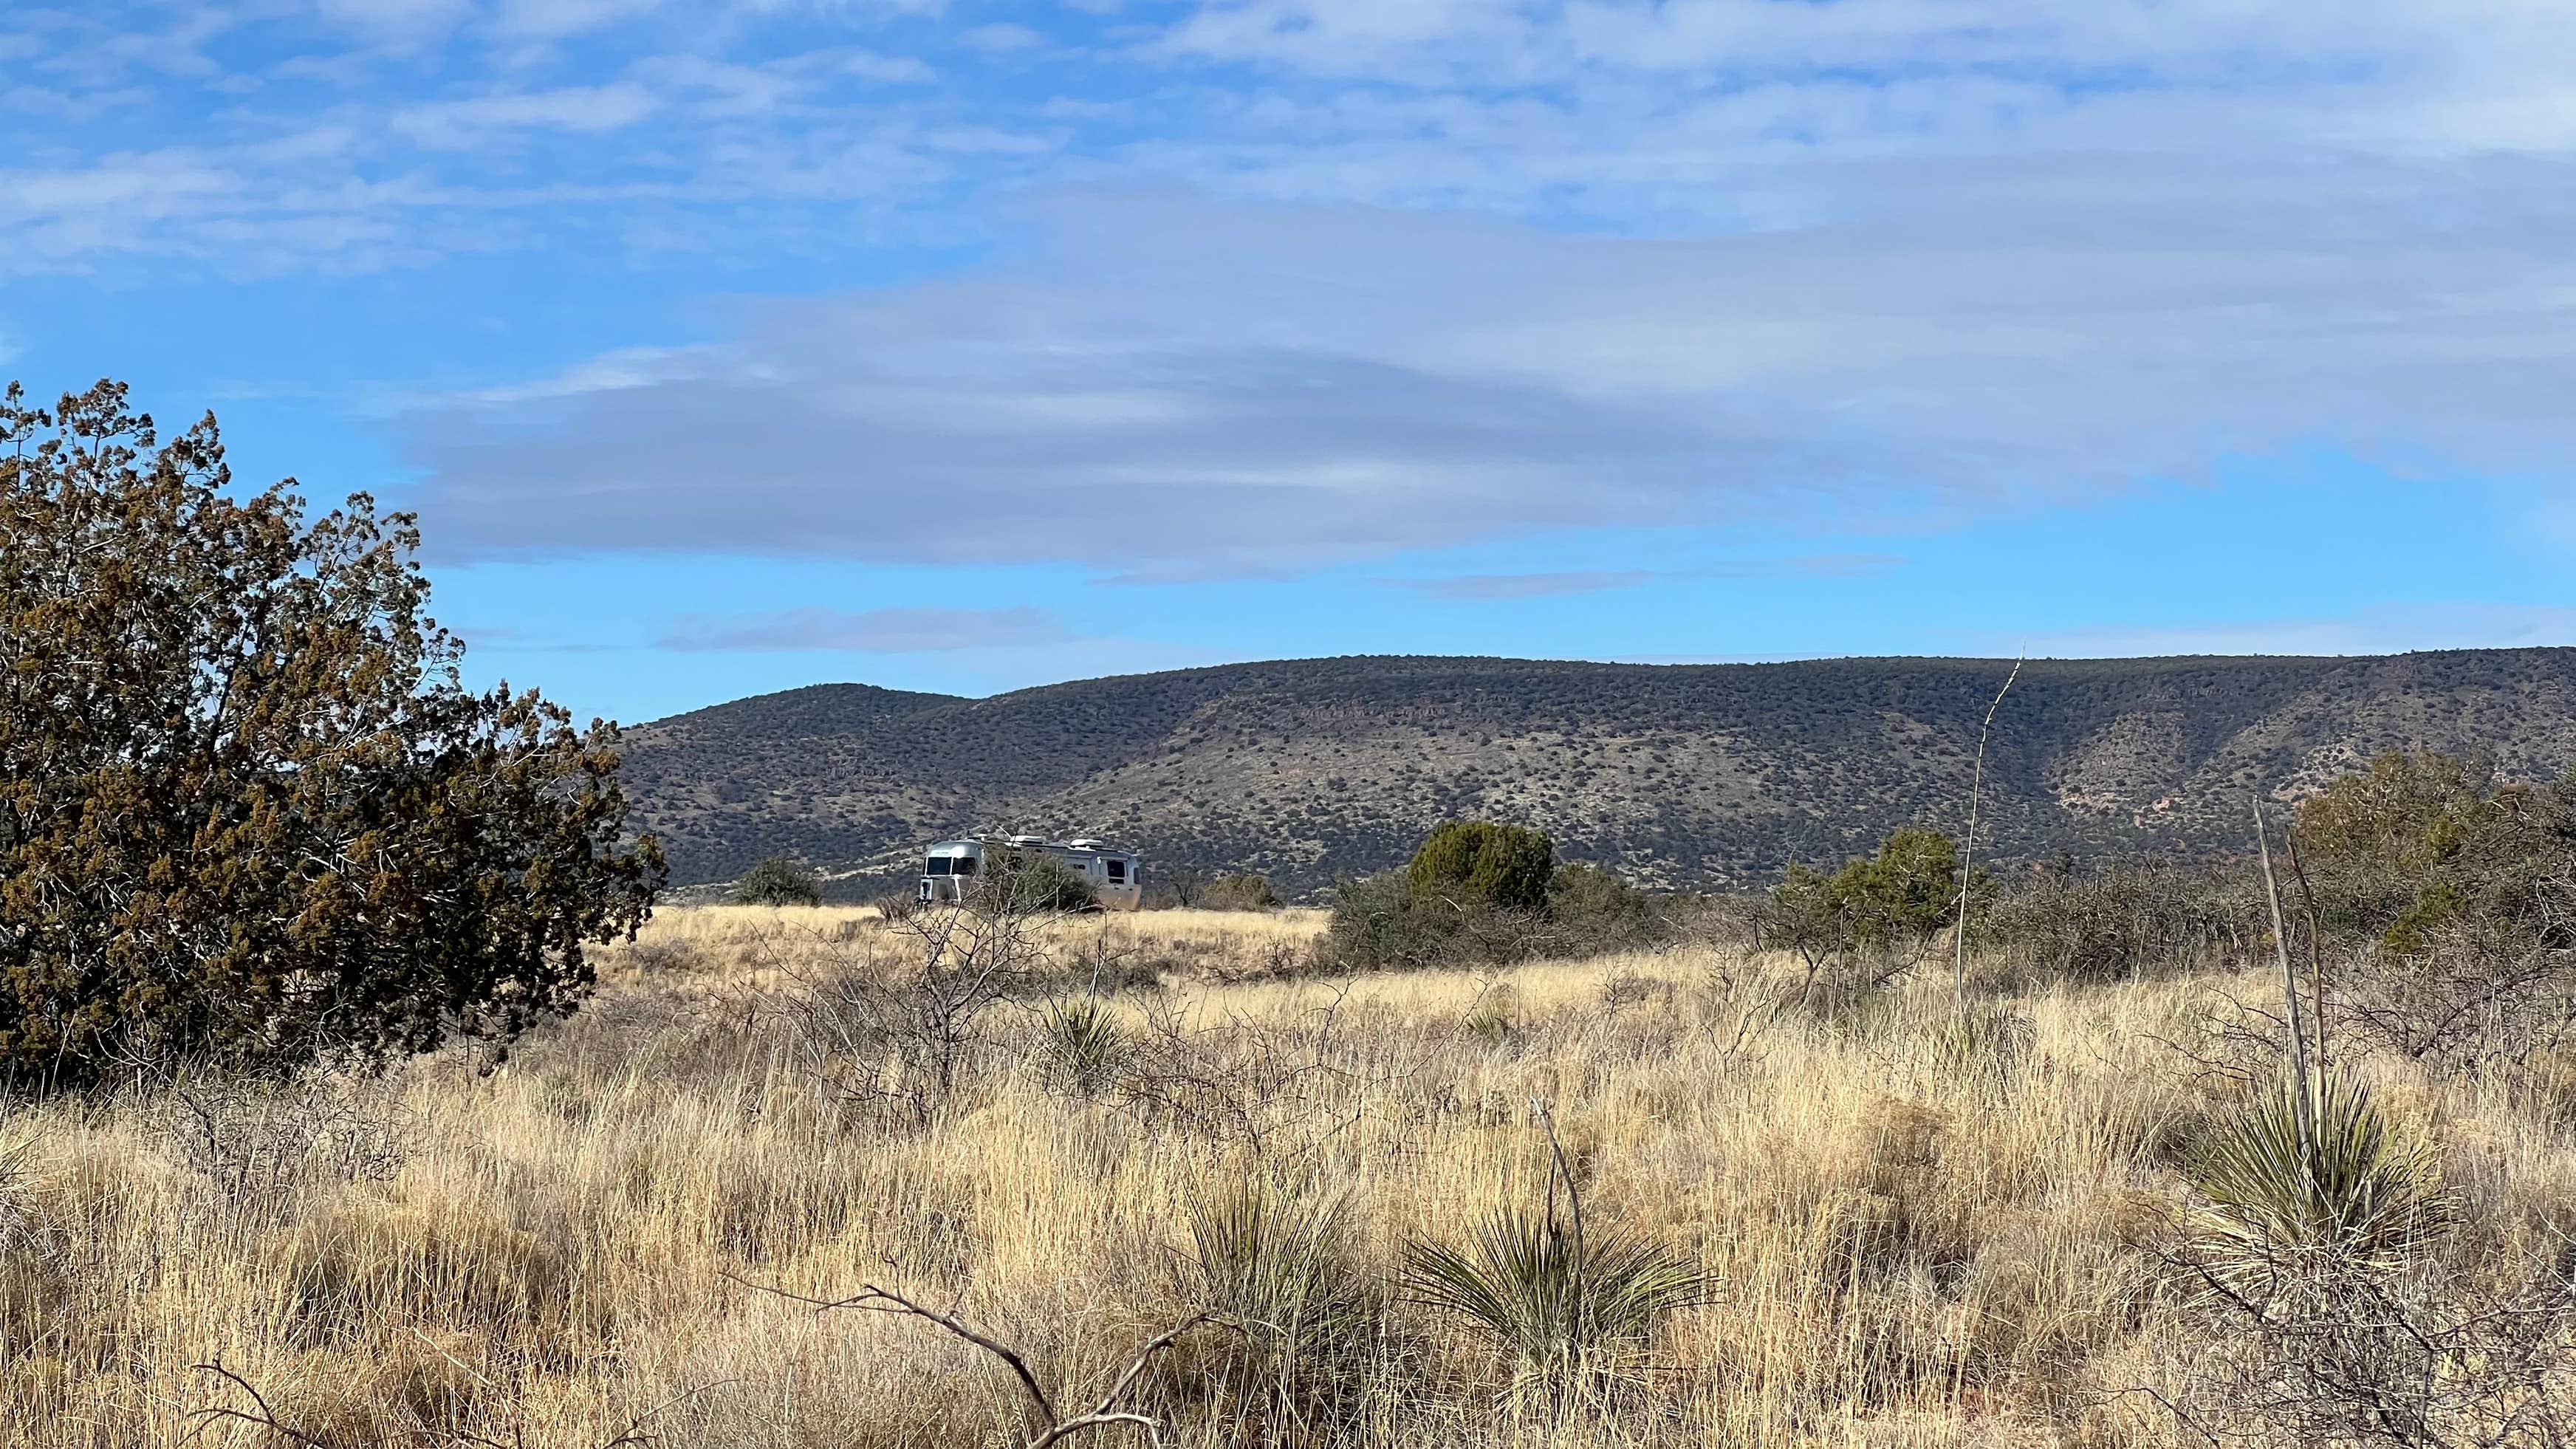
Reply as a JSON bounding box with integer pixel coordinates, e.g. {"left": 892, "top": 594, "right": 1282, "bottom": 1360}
{"left": 616, "top": 650, "right": 2576, "bottom": 894}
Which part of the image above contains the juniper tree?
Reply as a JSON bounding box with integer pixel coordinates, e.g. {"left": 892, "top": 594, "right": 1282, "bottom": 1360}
{"left": 0, "top": 380, "right": 662, "bottom": 1086}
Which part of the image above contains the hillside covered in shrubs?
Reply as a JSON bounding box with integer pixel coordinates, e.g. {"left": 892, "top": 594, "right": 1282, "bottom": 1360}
{"left": 617, "top": 650, "right": 2576, "bottom": 895}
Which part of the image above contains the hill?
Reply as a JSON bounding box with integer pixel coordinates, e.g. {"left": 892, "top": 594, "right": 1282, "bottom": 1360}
{"left": 614, "top": 649, "right": 2576, "bottom": 897}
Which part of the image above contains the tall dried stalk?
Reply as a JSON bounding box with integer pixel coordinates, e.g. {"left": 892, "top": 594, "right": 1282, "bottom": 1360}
{"left": 2255, "top": 797, "right": 2318, "bottom": 1171}
{"left": 1954, "top": 656, "right": 2024, "bottom": 1007}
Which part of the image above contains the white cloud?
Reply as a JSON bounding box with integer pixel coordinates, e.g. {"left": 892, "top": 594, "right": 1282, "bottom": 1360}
{"left": 315, "top": 0, "right": 476, "bottom": 42}
{"left": 962, "top": 23, "right": 1043, "bottom": 52}
{"left": 657, "top": 604, "right": 1076, "bottom": 651}
{"left": 11, "top": 0, "right": 2576, "bottom": 585}
{"left": 494, "top": 0, "right": 667, "bottom": 41}
{"left": 1408, "top": 572, "right": 1659, "bottom": 600}
{"left": 391, "top": 83, "right": 662, "bottom": 148}
{"left": 841, "top": 49, "right": 936, "bottom": 83}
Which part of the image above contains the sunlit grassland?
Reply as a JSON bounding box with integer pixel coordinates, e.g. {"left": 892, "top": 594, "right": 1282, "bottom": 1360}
{"left": 0, "top": 905, "right": 2563, "bottom": 1446}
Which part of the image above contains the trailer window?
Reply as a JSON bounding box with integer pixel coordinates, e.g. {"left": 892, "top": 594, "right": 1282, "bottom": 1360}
{"left": 924, "top": 857, "right": 951, "bottom": 876}
{"left": 1106, "top": 860, "right": 1126, "bottom": 883}
{"left": 953, "top": 857, "right": 978, "bottom": 877}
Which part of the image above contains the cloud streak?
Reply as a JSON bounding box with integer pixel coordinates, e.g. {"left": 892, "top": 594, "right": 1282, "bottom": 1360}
{"left": 1403, "top": 555, "right": 1900, "bottom": 599}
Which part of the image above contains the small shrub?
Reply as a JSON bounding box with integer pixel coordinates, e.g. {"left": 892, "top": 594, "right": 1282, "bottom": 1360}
{"left": 988, "top": 854, "right": 1097, "bottom": 914}
{"left": 1405, "top": 1106, "right": 1704, "bottom": 1394}
{"left": 733, "top": 855, "right": 823, "bottom": 906}
{"left": 1462, "top": 984, "right": 1521, "bottom": 1045}
{"left": 1985, "top": 860, "right": 2264, "bottom": 982}
{"left": 1201, "top": 873, "right": 1281, "bottom": 911}
{"left": 1548, "top": 862, "right": 1648, "bottom": 931}
{"left": 1759, "top": 828, "right": 1981, "bottom": 990}
{"left": 2165, "top": 1258, "right": 2576, "bottom": 1447}
{"left": 1318, "top": 871, "right": 1460, "bottom": 970}
{"left": 2295, "top": 751, "right": 2576, "bottom": 956}
{"left": 155, "top": 1061, "right": 410, "bottom": 1218}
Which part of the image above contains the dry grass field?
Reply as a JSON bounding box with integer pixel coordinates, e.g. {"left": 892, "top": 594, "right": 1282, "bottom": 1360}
{"left": 0, "top": 904, "right": 2565, "bottom": 1447}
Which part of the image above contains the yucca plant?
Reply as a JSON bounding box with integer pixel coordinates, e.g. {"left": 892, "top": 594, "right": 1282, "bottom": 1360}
{"left": 2187, "top": 1072, "right": 2448, "bottom": 1286}
{"left": 1041, "top": 997, "right": 1128, "bottom": 1095}
{"left": 1402, "top": 1110, "right": 1704, "bottom": 1394}
{"left": 1188, "top": 1183, "right": 1378, "bottom": 1433}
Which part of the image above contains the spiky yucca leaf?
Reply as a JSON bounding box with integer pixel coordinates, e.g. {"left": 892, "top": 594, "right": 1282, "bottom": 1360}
{"left": 1402, "top": 1202, "right": 1704, "bottom": 1372}
{"left": 1188, "top": 1182, "right": 1380, "bottom": 1434}
{"left": 1190, "top": 1183, "right": 1372, "bottom": 1349}
{"left": 1041, "top": 997, "right": 1127, "bottom": 1094}
{"left": 2188, "top": 1072, "right": 2447, "bottom": 1281}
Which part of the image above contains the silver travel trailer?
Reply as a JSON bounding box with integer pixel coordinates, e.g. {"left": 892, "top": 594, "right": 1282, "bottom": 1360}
{"left": 917, "top": 835, "right": 1143, "bottom": 911}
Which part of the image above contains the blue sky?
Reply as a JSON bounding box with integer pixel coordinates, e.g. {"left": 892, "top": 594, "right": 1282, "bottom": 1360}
{"left": 6, "top": 1, "right": 2574, "bottom": 724}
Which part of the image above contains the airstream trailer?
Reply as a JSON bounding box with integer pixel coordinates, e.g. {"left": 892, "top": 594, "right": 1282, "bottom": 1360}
{"left": 917, "top": 836, "right": 1143, "bottom": 911}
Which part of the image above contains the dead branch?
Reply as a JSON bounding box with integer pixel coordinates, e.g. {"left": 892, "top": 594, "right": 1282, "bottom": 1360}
{"left": 725, "top": 1272, "right": 1218, "bottom": 1448}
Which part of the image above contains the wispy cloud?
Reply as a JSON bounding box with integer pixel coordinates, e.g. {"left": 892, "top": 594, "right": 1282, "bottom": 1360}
{"left": 391, "top": 83, "right": 662, "bottom": 148}
{"left": 394, "top": 162, "right": 2576, "bottom": 580}
{"left": 657, "top": 605, "right": 1077, "bottom": 653}
{"left": 10, "top": 0, "right": 2576, "bottom": 596}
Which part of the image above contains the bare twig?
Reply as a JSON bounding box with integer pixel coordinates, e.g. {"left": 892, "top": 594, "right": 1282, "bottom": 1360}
{"left": 2284, "top": 824, "right": 2329, "bottom": 1072}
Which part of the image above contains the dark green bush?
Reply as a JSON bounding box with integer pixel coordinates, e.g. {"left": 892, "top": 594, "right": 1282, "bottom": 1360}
{"left": 1322, "top": 855, "right": 1671, "bottom": 973}
{"left": 0, "top": 382, "right": 660, "bottom": 1086}
{"left": 1758, "top": 827, "right": 1979, "bottom": 984}
{"left": 1406, "top": 821, "right": 1554, "bottom": 913}
{"left": 2295, "top": 750, "right": 2576, "bottom": 958}
{"left": 987, "top": 853, "right": 1099, "bottom": 914}
{"left": 732, "top": 855, "right": 823, "bottom": 907}
{"left": 1837, "top": 827, "right": 1970, "bottom": 953}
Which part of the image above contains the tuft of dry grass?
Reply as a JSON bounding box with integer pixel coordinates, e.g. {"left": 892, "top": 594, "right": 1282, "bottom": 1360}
{"left": 0, "top": 906, "right": 2569, "bottom": 1445}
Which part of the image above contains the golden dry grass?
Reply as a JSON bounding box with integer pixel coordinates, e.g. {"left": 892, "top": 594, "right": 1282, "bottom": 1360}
{"left": 0, "top": 905, "right": 2565, "bottom": 1446}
